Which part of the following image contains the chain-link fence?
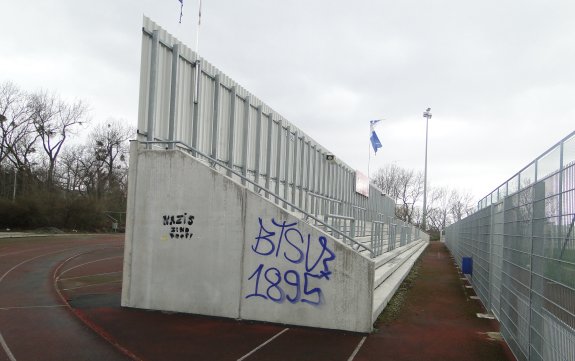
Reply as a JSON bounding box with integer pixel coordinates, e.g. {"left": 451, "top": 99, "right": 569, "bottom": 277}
{"left": 445, "top": 131, "right": 575, "bottom": 361}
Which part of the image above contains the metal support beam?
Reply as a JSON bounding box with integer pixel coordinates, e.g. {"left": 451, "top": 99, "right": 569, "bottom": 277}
{"left": 168, "top": 44, "right": 180, "bottom": 149}
{"left": 146, "top": 30, "right": 160, "bottom": 148}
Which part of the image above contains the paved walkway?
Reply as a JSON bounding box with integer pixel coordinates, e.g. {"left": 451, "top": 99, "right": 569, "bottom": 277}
{"left": 0, "top": 236, "right": 515, "bottom": 361}
{"left": 357, "top": 241, "right": 515, "bottom": 361}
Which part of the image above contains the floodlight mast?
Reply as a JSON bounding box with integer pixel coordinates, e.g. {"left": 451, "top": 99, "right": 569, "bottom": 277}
{"left": 422, "top": 108, "right": 432, "bottom": 231}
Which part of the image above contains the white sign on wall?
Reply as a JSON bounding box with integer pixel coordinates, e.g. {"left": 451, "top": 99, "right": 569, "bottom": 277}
{"left": 355, "top": 171, "right": 369, "bottom": 197}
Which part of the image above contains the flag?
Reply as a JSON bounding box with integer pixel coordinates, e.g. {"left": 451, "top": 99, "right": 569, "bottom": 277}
{"left": 179, "top": 0, "right": 183, "bottom": 23}
{"left": 370, "top": 131, "right": 382, "bottom": 153}
{"left": 370, "top": 119, "right": 382, "bottom": 154}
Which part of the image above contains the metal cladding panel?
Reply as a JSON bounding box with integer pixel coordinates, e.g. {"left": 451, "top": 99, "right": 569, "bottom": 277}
{"left": 138, "top": 17, "right": 426, "bottom": 259}
{"left": 259, "top": 113, "right": 270, "bottom": 177}
{"left": 139, "top": 17, "right": 358, "bottom": 176}
{"left": 137, "top": 34, "right": 152, "bottom": 136}
{"left": 175, "top": 59, "right": 194, "bottom": 145}
{"left": 197, "top": 70, "right": 214, "bottom": 153}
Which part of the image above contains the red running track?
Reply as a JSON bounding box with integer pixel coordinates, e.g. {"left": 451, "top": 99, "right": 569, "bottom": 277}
{"left": 0, "top": 235, "right": 515, "bottom": 361}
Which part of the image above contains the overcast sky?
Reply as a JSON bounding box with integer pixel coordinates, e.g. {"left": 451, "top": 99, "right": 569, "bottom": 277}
{"left": 2, "top": 0, "right": 574, "bottom": 203}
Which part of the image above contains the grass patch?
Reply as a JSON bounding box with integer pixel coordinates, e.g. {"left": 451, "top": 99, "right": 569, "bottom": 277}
{"left": 374, "top": 258, "right": 422, "bottom": 328}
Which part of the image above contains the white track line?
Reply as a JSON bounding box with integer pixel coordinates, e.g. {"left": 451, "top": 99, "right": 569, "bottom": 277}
{"left": 61, "top": 280, "right": 122, "bottom": 291}
{"left": 0, "top": 248, "right": 75, "bottom": 283}
{"left": 0, "top": 332, "right": 16, "bottom": 361}
{"left": 57, "top": 256, "right": 123, "bottom": 279}
{"left": 0, "top": 248, "right": 77, "bottom": 361}
{"left": 236, "top": 328, "right": 289, "bottom": 361}
{"left": 59, "top": 271, "right": 122, "bottom": 281}
{"left": 0, "top": 244, "right": 118, "bottom": 361}
{"left": 347, "top": 336, "right": 367, "bottom": 361}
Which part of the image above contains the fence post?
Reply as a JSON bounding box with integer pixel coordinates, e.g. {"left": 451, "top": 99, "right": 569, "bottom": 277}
{"left": 298, "top": 135, "right": 305, "bottom": 210}
{"left": 283, "top": 125, "right": 291, "bottom": 207}
{"left": 274, "top": 119, "right": 283, "bottom": 204}
{"left": 210, "top": 74, "right": 221, "bottom": 164}
{"left": 191, "top": 57, "right": 201, "bottom": 157}
{"left": 264, "top": 112, "right": 273, "bottom": 198}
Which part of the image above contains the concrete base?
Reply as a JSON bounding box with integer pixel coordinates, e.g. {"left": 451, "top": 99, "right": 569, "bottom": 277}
{"left": 121, "top": 145, "right": 427, "bottom": 333}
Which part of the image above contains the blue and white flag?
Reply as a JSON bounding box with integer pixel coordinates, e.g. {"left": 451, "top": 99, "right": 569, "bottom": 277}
{"left": 370, "top": 120, "right": 382, "bottom": 154}
{"left": 370, "top": 131, "right": 382, "bottom": 154}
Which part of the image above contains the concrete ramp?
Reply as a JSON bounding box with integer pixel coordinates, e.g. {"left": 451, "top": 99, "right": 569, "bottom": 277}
{"left": 122, "top": 145, "right": 428, "bottom": 332}
{"left": 122, "top": 146, "right": 378, "bottom": 332}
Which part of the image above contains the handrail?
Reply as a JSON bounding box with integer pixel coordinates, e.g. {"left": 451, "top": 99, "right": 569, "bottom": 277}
{"left": 308, "top": 192, "right": 342, "bottom": 203}
{"left": 351, "top": 205, "right": 367, "bottom": 211}
{"left": 327, "top": 214, "right": 354, "bottom": 221}
{"left": 138, "top": 140, "right": 375, "bottom": 256}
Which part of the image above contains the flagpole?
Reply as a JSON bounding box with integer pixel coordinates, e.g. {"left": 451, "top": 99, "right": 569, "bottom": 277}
{"left": 368, "top": 119, "right": 383, "bottom": 181}
{"left": 367, "top": 127, "right": 372, "bottom": 180}
{"left": 196, "top": 0, "right": 202, "bottom": 56}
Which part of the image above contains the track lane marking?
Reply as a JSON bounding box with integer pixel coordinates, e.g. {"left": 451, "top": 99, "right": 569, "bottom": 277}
{"left": 347, "top": 336, "right": 367, "bottom": 361}
{"left": 53, "top": 249, "right": 141, "bottom": 361}
{"left": 0, "top": 332, "right": 16, "bottom": 361}
{"left": 0, "top": 241, "right": 123, "bottom": 260}
{"left": 61, "top": 280, "right": 122, "bottom": 291}
{"left": 0, "top": 248, "right": 75, "bottom": 283}
{"left": 59, "top": 271, "right": 122, "bottom": 281}
{"left": 0, "top": 247, "right": 80, "bottom": 361}
{"left": 0, "top": 244, "right": 121, "bottom": 361}
{"left": 236, "top": 328, "right": 289, "bottom": 361}
{"left": 57, "top": 256, "right": 123, "bottom": 279}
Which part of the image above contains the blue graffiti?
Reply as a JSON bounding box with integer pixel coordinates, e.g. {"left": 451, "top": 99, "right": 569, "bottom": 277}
{"left": 246, "top": 217, "right": 336, "bottom": 306}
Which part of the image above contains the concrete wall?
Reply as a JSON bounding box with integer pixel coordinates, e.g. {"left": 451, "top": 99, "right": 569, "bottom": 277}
{"left": 122, "top": 144, "right": 374, "bottom": 332}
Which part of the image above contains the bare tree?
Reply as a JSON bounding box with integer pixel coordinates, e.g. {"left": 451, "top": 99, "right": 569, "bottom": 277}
{"left": 0, "top": 82, "right": 43, "bottom": 200}
{"left": 426, "top": 187, "right": 476, "bottom": 234}
{"left": 427, "top": 187, "right": 450, "bottom": 233}
{"left": 27, "top": 91, "right": 89, "bottom": 188}
{"left": 449, "top": 190, "right": 475, "bottom": 221}
{"left": 0, "top": 82, "right": 37, "bottom": 168}
{"left": 91, "top": 120, "right": 132, "bottom": 193}
{"left": 372, "top": 164, "right": 424, "bottom": 223}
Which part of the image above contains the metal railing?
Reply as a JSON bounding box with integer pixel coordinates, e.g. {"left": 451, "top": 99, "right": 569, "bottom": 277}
{"left": 478, "top": 130, "right": 575, "bottom": 210}
{"left": 445, "top": 130, "right": 575, "bottom": 361}
{"left": 325, "top": 214, "right": 356, "bottom": 243}
{"left": 141, "top": 140, "right": 376, "bottom": 256}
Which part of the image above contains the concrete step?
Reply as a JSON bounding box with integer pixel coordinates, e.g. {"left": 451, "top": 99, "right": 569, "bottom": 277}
{"left": 373, "top": 240, "right": 423, "bottom": 269}
{"left": 371, "top": 240, "right": 429, "bottom": 323}
{"left": 373, "top": 240, "right": 425, "bottom": 290}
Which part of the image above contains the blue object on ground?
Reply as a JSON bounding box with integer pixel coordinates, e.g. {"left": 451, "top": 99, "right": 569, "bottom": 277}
{"left": 462, "top": 257, "right": 473, "bottom": 275}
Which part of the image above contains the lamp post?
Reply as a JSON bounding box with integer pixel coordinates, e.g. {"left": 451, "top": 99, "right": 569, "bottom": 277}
{"left": 422, "top": 107, "right": 432, "bottom": 231}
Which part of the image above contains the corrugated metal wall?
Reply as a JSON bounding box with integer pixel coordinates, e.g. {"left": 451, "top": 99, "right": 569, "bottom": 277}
{"left": 445, "top": 131, "right": 575, "bottom": 361}
{"left": 135, "top": 17, "right": 426, "bottom": 256}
